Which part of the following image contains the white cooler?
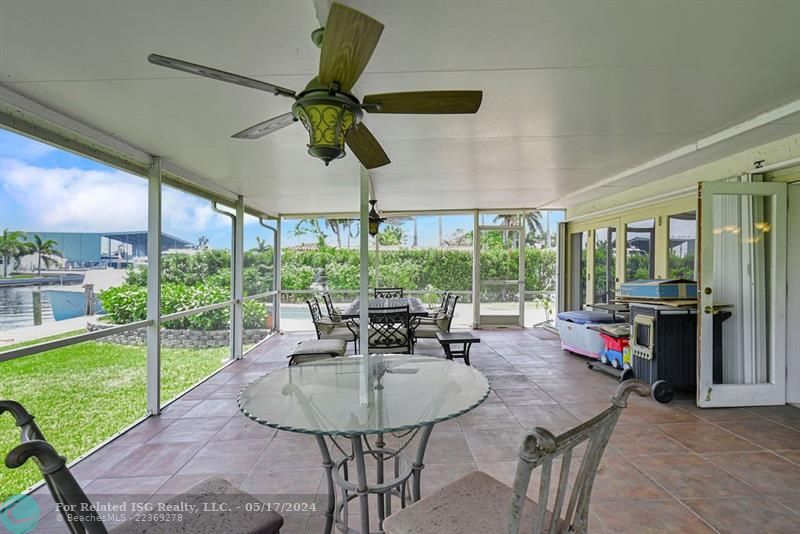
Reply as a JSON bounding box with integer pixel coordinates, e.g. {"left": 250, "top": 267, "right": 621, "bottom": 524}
{"left": 557, "top": 310, "right": 626, "bottom": 359}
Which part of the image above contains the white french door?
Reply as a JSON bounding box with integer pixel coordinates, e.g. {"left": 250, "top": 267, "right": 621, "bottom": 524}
{"left": 697, "top": 180, "right": 787, "bottom": 407}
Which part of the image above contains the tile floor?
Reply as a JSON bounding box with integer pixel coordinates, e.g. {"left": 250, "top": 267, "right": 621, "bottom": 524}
{"left": 29, "top": 329, "right": 800, "bottom": 533}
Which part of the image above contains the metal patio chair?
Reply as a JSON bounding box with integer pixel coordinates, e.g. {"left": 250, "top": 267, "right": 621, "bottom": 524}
{"left": 308, "top": 297, "right": 359, "bottom": 353}
{"left": 411, "top": 294, "right": 459, "bottom": 342}
{"left": 0, "top": 400, "right": 283, "bottom": 534}
{"left": 366, "top": 304, "right": 413, "bottom": 354}
{"left": 374, "top": 287, "right": 404, "bottom": 299}
{"left": 321, "top": 291, "right": 345, "bottom": 321}
{"left": 383, "top": 380, "right": 650, "bottom": 534}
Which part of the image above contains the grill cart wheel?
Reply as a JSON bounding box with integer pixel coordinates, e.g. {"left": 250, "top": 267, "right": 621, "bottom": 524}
{"left": 651, "top": 380, "right": 674, "bottom": 403}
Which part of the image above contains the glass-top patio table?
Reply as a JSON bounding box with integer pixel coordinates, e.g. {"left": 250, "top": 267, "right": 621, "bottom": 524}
{"left": 239, "top": 354, "right": 490, "bottom": 534}
{"left": 339, "top": 297, "right": 429, "bottom": 318}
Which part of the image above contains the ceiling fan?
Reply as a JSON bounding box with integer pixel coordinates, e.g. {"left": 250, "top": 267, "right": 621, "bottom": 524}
{"left": 147, "top": 2, "right": 482, "bottom": 169}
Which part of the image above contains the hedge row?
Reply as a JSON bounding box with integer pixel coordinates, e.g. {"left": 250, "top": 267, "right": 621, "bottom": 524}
{"left": 103, "top": 247, "right": 556, "bottom": 325}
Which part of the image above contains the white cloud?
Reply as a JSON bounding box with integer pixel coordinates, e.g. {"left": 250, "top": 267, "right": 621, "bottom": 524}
{"left": 0, "top": 158, "right": 228, "bottom": 236}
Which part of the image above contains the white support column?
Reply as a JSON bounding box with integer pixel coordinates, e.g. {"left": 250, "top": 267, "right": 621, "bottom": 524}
{"left": 146, "top": 157, "right": 162, "bottom": 415}
{"left": 519, "top": 213, "right": 526, "bottom": 327}
{"left": 472, "top": 210, "right": 480, "bottom": 328}
{"left": 359, "top": 166, "right": 371, "bottom": 405}
{"left": 232, "top": 195, "right": 245, "bottom": 359}
{"left": 274, "top": 217, "right": 282, "bottom": 332}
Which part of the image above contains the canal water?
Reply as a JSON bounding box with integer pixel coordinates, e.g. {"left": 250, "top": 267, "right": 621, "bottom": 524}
{"left": 0, "top": 286, "right": 56, "bottom": 331}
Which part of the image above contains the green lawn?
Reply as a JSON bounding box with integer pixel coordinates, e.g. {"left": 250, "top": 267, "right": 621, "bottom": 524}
{"left": 0, "top": 340, "right": 228, "bottom": 499}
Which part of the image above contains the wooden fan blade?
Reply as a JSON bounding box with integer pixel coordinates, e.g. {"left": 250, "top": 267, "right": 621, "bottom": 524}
{"left": 363, "top": 91, "right": 483, "bottom": 114}
{"left": 346, "top": 123, "right": 390, "bottom": 169}
{"left": 148, "top": 54, "right": 296, "bottom": 98}
{"left": 232, "top": 112, "right": 296, "bottom": 139}
{"left": 318, "top": 3, "right": 384, "bottom": 92}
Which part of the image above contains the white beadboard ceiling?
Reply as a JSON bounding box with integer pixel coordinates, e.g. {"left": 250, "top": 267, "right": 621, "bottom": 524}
{"left": 2, "top": 0, "right": 800, "bottom": 215}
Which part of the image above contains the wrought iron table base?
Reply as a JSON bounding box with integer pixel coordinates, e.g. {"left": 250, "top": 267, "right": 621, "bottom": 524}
{"left": 315, "top": 424, "right": 434, "bottom": 534}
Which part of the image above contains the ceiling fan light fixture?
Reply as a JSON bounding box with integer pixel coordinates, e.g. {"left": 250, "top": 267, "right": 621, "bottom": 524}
{"left": 368, "top": 199, "right": 384, "bottom": 237}
{"left": 292, "top": 91, "right": 362, "bottom": 166}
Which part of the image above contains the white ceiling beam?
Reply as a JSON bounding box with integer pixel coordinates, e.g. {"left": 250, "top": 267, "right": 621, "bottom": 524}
{"left": 549, "top": 97, "right": 800, "bottom": 207}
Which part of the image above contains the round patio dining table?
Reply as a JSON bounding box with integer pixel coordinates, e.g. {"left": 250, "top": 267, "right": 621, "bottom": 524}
{"left": 238, "top": 354, "right": 489, "bottom": 534}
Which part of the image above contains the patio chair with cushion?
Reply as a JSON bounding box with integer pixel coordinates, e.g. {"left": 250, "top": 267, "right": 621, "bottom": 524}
{"left": 366, "top": 304, "right": 413, "bottom": 354}
{"left": 428, "top": 290, "right": 450, "bottom": 315}
{"left": 411, "top": 294, "right": 459, "bottom": 342}
{"left": 321, "top": 291, "right": 344, "bottom": 321}
{"left": 383, "top": 380, "right": 650, "bottom": 534}
{"left": 308, "top": 298, "right": 359, "bottom": 353}
{"left": 0, "top": 400, "right": 284, "bottom": 534}
{"left": 374, "top": 287, "right": 404, "bottom": 299}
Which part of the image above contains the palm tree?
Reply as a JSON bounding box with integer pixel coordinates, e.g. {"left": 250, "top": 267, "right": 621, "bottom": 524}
{"left": 30, "top": 234, "right": 63, "bottom": 276}
{"left": 324, "top": 218, "right": 352, "bottom": 248}
{"left": 492, "top": 212, "right": 545, "bottom": 247}
{"left": 254, "top": 236, "right": 269, "bottom": 252}
{"left": 294, "top": 218, "right": 327, "bottom": 245}
{"left": 0, "top": 229, "right": 28, "bottom": 277}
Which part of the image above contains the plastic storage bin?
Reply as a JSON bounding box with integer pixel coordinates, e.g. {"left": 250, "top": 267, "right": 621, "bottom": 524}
{"left": 557, "top": 310, "right": 626, "bottom": 359}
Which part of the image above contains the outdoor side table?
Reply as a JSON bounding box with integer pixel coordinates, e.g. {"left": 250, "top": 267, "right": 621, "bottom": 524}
{"left": 238, "top": 355, "right": 489, "bottom": 534}
{"left": 436, "top": 332, "right": 481, "bottom": 366}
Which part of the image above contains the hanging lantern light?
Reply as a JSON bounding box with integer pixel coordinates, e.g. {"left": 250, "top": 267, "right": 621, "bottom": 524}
{"left": 293, "top": 87, "right": 362, "bottom": 166}
{"left": 368, "top": 199, "right": 384, "bottom": 237}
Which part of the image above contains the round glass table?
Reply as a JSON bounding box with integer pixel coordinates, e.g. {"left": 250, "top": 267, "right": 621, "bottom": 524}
{"left": 239, "top": 354, "right": 490, "bottom": 534}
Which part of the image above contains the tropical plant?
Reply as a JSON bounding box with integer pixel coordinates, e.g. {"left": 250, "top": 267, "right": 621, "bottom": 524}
{"left": 30, "top": 234, "right": 63, "bottom": 276}
{"left": 324, "top": 218, "right": 357, "bottom": 248}
{"left": 377, "top": 224, "right": 405, "bottom": 246}
{"left": 0, "top": 229, "right": 28, "bottom": 277}
{"left": 293, "top": 218, "right": 327, "bottom": 245}
{"left": 442, "top": 228, "right": 472, "bottom": 247}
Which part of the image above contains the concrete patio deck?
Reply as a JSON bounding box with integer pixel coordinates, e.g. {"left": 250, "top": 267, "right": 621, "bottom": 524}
{"left": 28, "top": 329, "right": 800, "bottom": 533}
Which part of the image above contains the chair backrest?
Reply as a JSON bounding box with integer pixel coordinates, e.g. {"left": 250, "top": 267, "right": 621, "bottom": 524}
{"left": 1, "top": 400, "right": 108, "bottom": 534}
{"left": 441, "top": 294, "right": 460, "bottom": 331}
{"left": 321, "top": 292, "right": 338, "bottom": 318}
{"left": 439, "top": 290, "right": 451, "bottom": 309}
{"left": 374, "top": 287, "right": 404, "bottom": 299}
{"left": 505, "top": 380, "right": 650, "bottom": 534}
{"left": 307, "top": 298, "right": 326, "bottom": 339}
{"left": 367, "top": 304, "right": 412, "bottom": 353}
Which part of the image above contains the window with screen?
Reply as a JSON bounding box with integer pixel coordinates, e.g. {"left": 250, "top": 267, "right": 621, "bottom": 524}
{"left": 625, "top": 219, "right": 655, "bottom": 281}
{"left": 593, "top": 227, "right": 616, "bottom": 303}
{"left": 668, "top": 211, "right": 697, "bottom": 280}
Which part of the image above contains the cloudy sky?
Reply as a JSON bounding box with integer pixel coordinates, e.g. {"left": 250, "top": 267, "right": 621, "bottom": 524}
{"left": 1, "top": 128, "right": 563, "bottom": 250}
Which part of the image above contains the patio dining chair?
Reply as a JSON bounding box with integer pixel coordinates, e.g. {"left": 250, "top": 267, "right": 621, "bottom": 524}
{"left": 0, "top": 400, "right": 283, "bottom": 534}
{"left": 383, "top": 380, "right": 650, "bottom": 534}
{"left": 428, "top": 290, "right": 450, "bottom": 315}
{"left": 366, "top": 304, "right": 413, "bottom": 354}
{"left": 374, "top": 287, "right": 404, "bottom": 299}
{"left": 411, "top": 294, "right": 459, "bottom": 342}
{"left": 321, "top": 291, "right": 344, "bottom": 321}
{"left": 308, "top": 297, "right": 359, "bottom": 352}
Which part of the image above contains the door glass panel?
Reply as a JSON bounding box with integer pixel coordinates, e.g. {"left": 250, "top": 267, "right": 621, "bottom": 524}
{"left": 625, "top": 219, "right": 655, "bottom": 280}
{"left": 710, "top": 194, "right": 772, "bottom": 385}
{"left": 479, "top": 228, "right": 521, "bottom": 320}
{"left": 668, "top": 211, "right": 697, "bottom": 279}
{"left": 593, "top": 227, "right": 616, "bottom": 304}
